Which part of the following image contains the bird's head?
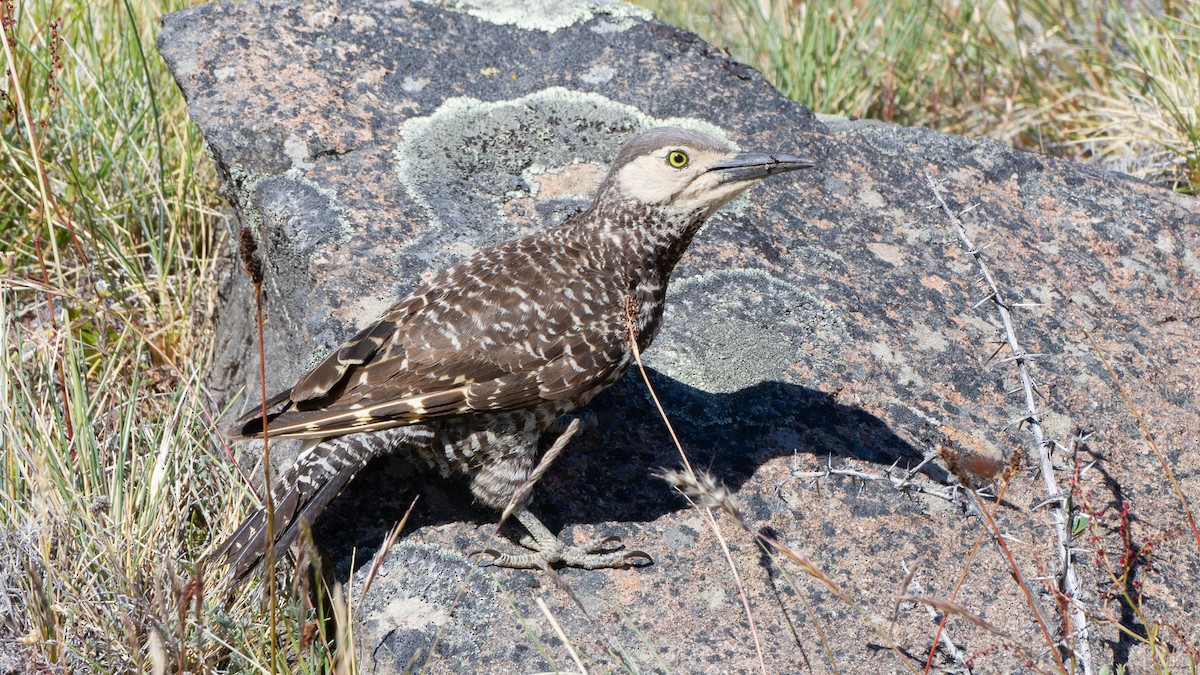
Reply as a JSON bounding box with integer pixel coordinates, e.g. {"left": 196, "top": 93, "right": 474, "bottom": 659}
{"left": 599, "top": 127, "right": 815, "bottom": 221}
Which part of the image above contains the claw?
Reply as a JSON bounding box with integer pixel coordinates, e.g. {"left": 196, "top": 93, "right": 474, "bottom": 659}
{"left": 623, "top": 550, "right": 653, "bottom": 566}
{"left": 468, "top": 549, "right": 503, "bottom": 566}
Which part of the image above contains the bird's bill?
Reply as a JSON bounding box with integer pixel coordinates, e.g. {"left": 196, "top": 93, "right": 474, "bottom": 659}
{"left": 707, "top": 151, "right": 816, "bottom": 183}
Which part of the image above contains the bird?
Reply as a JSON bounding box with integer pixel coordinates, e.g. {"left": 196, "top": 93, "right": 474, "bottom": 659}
{"left": 214, "top": 126, "right": 815, "bottom": 580}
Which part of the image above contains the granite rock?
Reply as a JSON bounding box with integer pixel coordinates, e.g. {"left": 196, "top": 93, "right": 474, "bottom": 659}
{"left": 160, "top": 0, "right": 1200, "bottom": 671}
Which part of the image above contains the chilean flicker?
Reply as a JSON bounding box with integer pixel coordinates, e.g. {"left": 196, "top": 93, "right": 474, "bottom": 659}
{"left": 215, "top": 127, "right": 814, "bottom": 579}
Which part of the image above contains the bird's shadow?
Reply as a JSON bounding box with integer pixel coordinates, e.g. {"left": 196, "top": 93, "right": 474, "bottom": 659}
{"left": 315, "top": 367, "right": 935, "bottom": 580}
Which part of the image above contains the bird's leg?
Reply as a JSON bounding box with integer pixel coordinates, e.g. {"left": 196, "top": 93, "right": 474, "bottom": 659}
{"left": 496, "top": 417, "right": 581, "bottom": 528}
{"left": 480, "top": 417, "right": 651, "bottom": 569}
{"left": 544, "top": 411, "right": 598, "bottom": 436}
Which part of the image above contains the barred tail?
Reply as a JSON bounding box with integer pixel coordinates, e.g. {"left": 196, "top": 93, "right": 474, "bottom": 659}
{"left": 213, "top": 434, "right": 384, "bottom": 580}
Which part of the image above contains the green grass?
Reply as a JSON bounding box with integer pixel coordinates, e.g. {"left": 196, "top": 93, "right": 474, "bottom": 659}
{"left": 0, "top": 0, "right": 338, "bottom": 670}
{"left": 1, "top": 0, "right": 1195, "bottom": 671}
{"left": 637, "top": 0, "right": 1199, "bottom": 193}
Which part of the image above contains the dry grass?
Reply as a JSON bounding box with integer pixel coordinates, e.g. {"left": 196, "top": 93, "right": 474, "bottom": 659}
{"left": 0, "top": 0, "right": 336, "bottom": 670}
{"left": 637, "top": 0, "right": 1199, "bottom": 193}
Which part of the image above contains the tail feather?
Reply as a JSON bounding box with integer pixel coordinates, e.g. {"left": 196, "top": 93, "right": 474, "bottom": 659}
{"left": 213, "top": 434, "right": 384, "bottom": 580}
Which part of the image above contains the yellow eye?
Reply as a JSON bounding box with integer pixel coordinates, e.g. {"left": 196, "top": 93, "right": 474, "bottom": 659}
{"left": 667, "top": 150, "right": 689, "bottom": 168}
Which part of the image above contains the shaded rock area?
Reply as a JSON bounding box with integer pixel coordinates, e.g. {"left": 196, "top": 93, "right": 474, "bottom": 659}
{"left": 159, "top": 0, "right": 1200, "bottom": 672}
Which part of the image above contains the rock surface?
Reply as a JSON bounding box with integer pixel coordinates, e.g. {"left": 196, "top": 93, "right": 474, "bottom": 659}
{"left": 160, "top": 0, "right": 1200, "bottom": 672}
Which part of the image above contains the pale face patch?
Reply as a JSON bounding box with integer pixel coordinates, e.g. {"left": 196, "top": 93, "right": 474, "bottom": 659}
{"left": 613, "top": 146, "right": 759, "bottom": 218}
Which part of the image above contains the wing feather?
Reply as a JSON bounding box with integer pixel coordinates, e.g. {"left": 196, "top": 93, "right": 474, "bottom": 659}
{"left": 229, "top": 232, "right": 633, "bottom": 442}
{"left": 291, "top": 317, "right": 400, "bottom": 404}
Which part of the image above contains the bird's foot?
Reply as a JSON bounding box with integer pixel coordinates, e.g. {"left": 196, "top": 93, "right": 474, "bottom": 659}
{"left": 476, "top": 509, "right": 651, "bottom": 570}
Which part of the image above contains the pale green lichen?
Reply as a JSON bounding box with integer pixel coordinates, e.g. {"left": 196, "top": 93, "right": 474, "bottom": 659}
{"left": 394, "top": 86, "right": 743, "bottom": 253}
{"left": 280, "top": 168, "right": 355, "bottom": 246}
{"left": 283, "top": 132, "right": 315, "bottom": 171}
{"left": 223, "top": 163, "right": 354, "bottom": 342}
{"left": 646, "top": 268, "right": 848, "bottom": 397}
{"left": 412, "top": 0, "right": 650, "bottom": 34}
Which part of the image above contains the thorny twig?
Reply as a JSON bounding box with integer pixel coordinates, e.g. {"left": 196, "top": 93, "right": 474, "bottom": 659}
{"left": 782, "top": 454, "right": 971, "bottom": 504}
{"left": 925, "top": 170, "right": 1093, "bottom": 674}
{"left": 902, "top": 562, "right": 971, "bottom": 673}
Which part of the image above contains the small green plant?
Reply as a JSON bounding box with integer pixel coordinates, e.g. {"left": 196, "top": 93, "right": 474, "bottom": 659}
{"left": 1073, "top": 474, "right": 1200, "bottom": 674}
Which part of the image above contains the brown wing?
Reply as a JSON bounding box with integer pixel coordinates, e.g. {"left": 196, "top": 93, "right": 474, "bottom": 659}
{"left": 229, "top": 232, "right": 632, "bottom": 441}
